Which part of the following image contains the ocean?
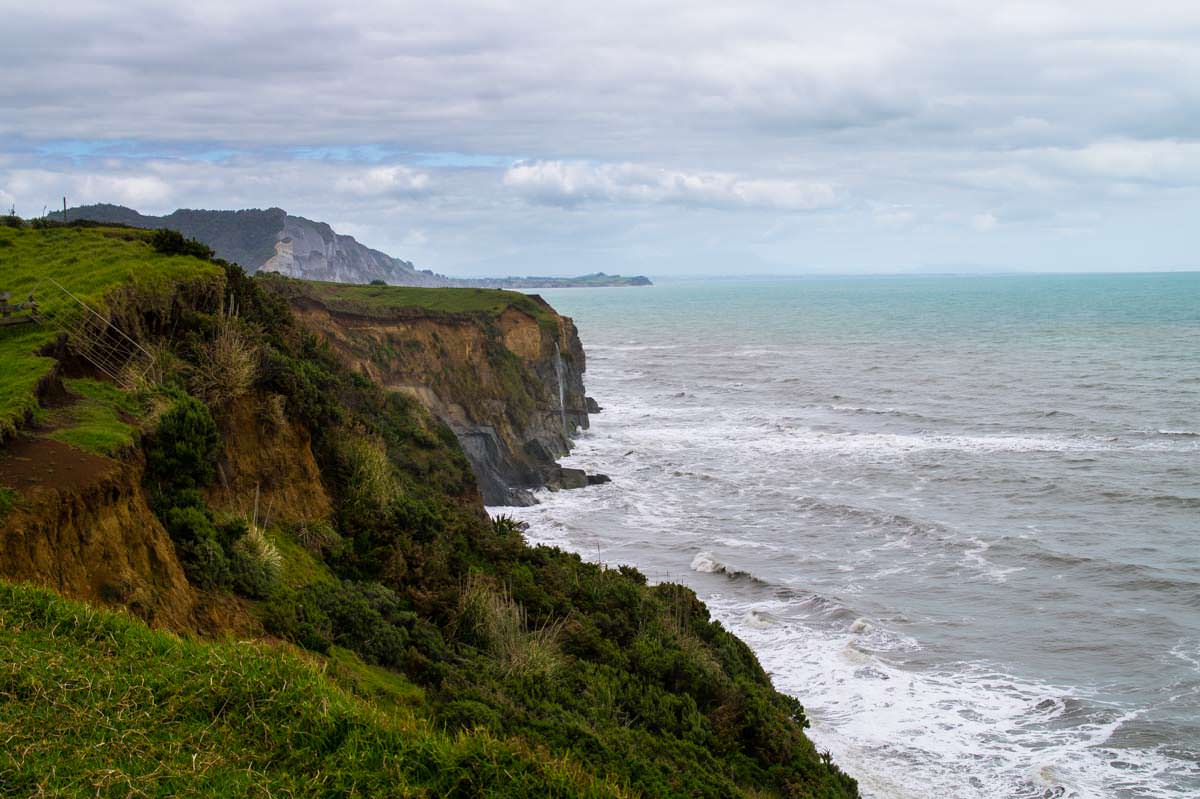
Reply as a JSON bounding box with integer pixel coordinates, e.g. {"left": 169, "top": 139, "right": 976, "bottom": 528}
{"left": 493, "top": 274, "right": 1200, "bottom": 799}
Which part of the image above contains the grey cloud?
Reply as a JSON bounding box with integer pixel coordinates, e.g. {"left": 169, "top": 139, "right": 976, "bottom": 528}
{"left": 3, "top": 0, "right": 1200, "bottom": 272}
{"left": 503, "top": 161, "right": 838, "bottom": 211}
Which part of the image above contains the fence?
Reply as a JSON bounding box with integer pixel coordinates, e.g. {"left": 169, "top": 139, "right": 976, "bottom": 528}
{"left": 31, "top": 277, "right": 155, "bottom": 389}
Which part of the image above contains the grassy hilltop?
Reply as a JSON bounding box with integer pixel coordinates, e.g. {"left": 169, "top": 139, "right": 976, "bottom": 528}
{"left": 0, "top": 220, "right": 858, "bottom": 798}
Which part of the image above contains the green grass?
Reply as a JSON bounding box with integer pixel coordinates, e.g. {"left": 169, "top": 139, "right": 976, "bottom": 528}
{"left": 46, "top": 378, "right": 141, "bottom": 456}
{"left": 326, "top": 645, "right": 427, "bottom": 711}
{"left": 0, "top": 487, "right": 15, "bottom": 520}
{"left": 259, "top": 273, "right": 561, "bottom": 335}
{"left": 0, "top": 581, "right": 631, "bottom": 798}
{"left": 266, "top": 524, "right": 339, "bottom": 589}
{"left": 0, "top": 330, "right": 53, "bottom": 438}
{"left": 0, "top": 225, "right": 223, "bottom": 438}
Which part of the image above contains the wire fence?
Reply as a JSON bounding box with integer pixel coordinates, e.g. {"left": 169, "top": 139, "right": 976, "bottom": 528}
{"left": 31, "top": 277, "right": 155, "bottom": 389}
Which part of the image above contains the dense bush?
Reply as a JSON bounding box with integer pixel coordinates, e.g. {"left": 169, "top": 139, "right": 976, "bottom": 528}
{"left": 265, "top": 580, "right": 412, "bottom": 668}
{"left": 150, "top": 228, "right": 215, "bottom": 259}
{"left": 164, "top": 506, "right": 231, "bottom": 590}
{"left": 125, "top": 250, "right": 860, "bottom": 797}
{"left": 145, "top": 396, "right": 221, "bottom": 496}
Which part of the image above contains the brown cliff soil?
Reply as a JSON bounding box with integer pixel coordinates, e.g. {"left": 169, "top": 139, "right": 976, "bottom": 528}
{"left": 271, "top": 282, "right": 594, "bottom": 504}
{"left": 204, "top": 393, "right": 332, "bottom": 525}
{"left": 0, "top": 387, "right": 320, "bottom": 637}
{"left": 0, "top": 439, "right": 195, "bottom": 629}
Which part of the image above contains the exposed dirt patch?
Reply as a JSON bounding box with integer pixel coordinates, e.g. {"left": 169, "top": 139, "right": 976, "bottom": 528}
{"left": 204, "top": 393, "right": 332, "bottom": 524}
{"left": 0, "top": 436, "right": 115, "bottom": 494}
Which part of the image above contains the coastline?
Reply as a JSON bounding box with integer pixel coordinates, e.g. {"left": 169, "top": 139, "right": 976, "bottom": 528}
{"left": 497, "top": 274, "right": 1200, "bottom": 799}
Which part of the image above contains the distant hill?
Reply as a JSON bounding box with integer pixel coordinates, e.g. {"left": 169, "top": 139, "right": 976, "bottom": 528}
{"left": 464, "top": 272, "right": 652, "bottom": 288}
{"left": 67, "top": 204, "right": 442, "bottom": 286}
{"left": 66, "top": 204, "right": 651, "bottom": 288}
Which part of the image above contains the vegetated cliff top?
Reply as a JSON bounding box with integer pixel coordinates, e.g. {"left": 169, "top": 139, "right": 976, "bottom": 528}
{"left": 0, "top": 221, "right": 858, "bottom": 798}
{"left": 64, "top": 203, "right": 653, "bottom": 288}
{"left": 0, "top": 221, "right": 223, "bottom": 439}
{"left": 259, "top": 271, "right": 562, "bottom": 334}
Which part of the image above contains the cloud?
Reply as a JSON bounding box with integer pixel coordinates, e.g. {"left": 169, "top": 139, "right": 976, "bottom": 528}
{"left": 503, "top": 161, "right": 837, "bottom": 211}
{"left": 334, "top": 166, "right": 431, "bottom": 196}
{"left": 971, "top": 212, "right": 999, "bottom": 232}
{"left": 3, "top": 0, "right": 1200, "bottom": 272}
{"left": 1038, "top": 139, "right": 1200, "bottom": 184}
{"left": 5, "top": 169, "right": 172, "bottom": 210}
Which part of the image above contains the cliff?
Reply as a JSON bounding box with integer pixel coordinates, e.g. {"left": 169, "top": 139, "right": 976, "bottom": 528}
{"left": 67, "top": 203, "right": 441, "bottom": 286}
{"left": 66, "top": 204, "right": 652, "bottom": 288}
{"left": 0, "top": 222, "right": 858, "bottom": 798}
{"left": 260, "top": 275, "right": 602, "bottom": 505}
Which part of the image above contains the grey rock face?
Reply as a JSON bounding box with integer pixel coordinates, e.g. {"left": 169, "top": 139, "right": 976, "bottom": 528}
{"left": 263, "top": 215, "right": 449, "bottom": 287}
{"left": 69, "top": 204, "right": 451, "bottom": 287}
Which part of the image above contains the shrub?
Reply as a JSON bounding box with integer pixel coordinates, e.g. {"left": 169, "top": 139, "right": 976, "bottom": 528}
{"left": 438, "top": 699, "right": 502, "bottom": 732}
{"left": 150, "top": 228, "right": 214, "bottom": 259}
{"left": 262, "top": 346, "right": 343, "bottom": 431}
{"left": 165, "top": 506, "right": 231, "bottom": 590}
{"left": 263, "top": 587, "right": 333, "bottom": 653}
{"left": 0, "top": 487, "right": 17, "bottom": 520}
{"left": 145, "top": 396, "right": 221, "bottom": 495}
{"left": 266, "top": 581, "right": 410, "bottom": 668}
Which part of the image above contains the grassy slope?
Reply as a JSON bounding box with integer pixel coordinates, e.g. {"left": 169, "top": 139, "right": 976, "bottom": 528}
{"left": 0, "top": 582, "right": 629, "bottom": 799}
{"left": 260, "top": 273, "right": 561, "bottom": 335}
{"left": 0, "top": 231, "right": 859, "bottom": 799}
{"left": 0, "top": 225, "right": 222, "bottom": 438}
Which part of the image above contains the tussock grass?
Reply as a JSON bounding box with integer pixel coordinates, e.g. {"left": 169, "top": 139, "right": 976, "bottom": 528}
{"left": 0, "top": 581, "right": 632, "bottom": 799}
{"left": 458, "top": 573, "right": 566, "bottom": 677}
{"left": 232, "top": 524, "right": 283, "bottom": 574}
{"left": 189, "top": 313, "right": 259, "bottom": 406}
{"left": 335, "top": 433, "right": 401, "bottom": 513}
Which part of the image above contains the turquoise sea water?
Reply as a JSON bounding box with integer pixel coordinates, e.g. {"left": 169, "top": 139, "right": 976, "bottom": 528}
{"left": 501, "top": 273, "right": 1200, "bottom": 799}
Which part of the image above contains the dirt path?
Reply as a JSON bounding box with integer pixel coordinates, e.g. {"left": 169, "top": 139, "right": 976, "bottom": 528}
{"left": 0, "top": 436, "right": 115, "bottom": 494}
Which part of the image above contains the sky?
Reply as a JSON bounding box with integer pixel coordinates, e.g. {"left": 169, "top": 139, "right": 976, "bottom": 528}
{"left": 2, "top": 0, "right": 1198, "bottom": 277}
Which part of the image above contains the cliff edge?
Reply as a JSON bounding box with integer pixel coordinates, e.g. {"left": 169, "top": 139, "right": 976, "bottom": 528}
{"left": 260, "top": 275, "right": 602, "bottom": 505}
{"left": 0, "top": 221, "right": 858, "bottom": 798}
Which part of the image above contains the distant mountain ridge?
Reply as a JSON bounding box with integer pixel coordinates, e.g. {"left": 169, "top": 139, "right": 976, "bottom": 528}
{"left": 67, "top": 204, "right": 651, "bottom": 288}
{"left": 68, "top": 204, "right": 444, "bottom": 286}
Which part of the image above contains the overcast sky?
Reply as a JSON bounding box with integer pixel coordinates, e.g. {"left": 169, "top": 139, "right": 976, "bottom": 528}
{"left": 2, "top": 1, "right": 1198, "bottom": 276}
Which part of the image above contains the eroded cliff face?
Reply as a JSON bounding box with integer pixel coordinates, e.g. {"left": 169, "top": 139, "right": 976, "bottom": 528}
{"left": 286, "top": 296, "right": 593, "bottom": 505}
{"left": 0, "top": 439, "right": 197, "bottom": 630}
{"left": 203, "top": 394, "right": 333, "bottom": 524}
{"left": 0, "top": 393, "right": 334, "bottom": 635}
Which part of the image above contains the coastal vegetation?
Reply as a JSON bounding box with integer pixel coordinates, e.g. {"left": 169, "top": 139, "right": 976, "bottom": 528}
{"left": 0, "top": 223, "right": 858, "bottom": 797}
{"left": 260, "top": 271, "right": 563, "bottom": 335}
